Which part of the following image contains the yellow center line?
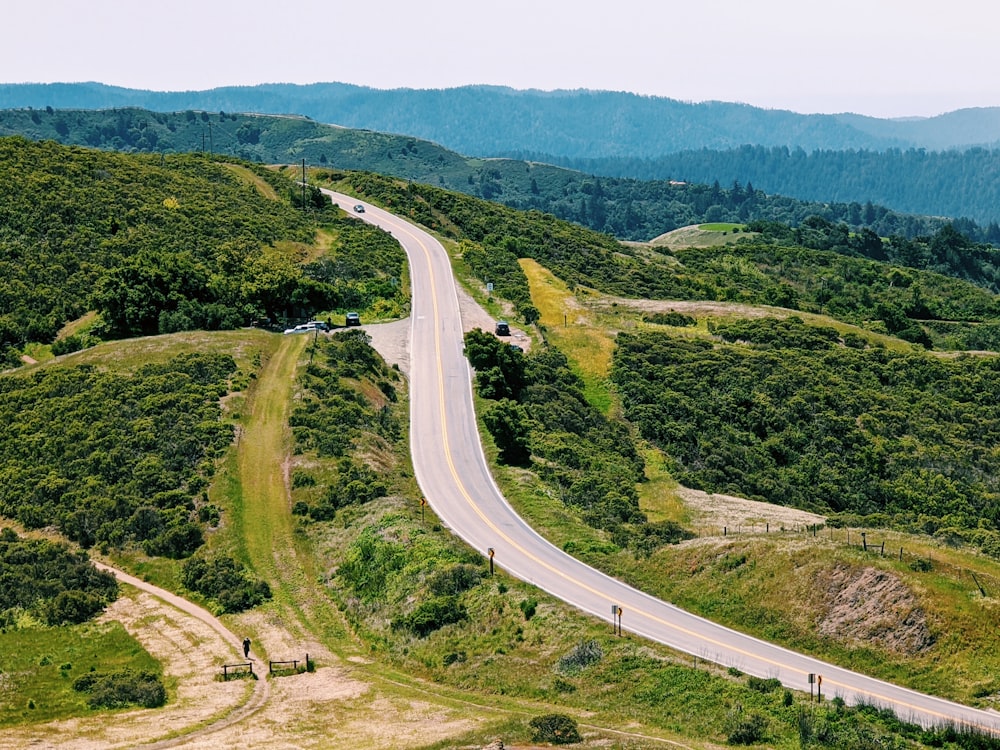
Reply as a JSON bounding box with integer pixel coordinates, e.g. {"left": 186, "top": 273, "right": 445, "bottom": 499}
{"left": 384, "top": 210, "right": 998, "bottom": 734}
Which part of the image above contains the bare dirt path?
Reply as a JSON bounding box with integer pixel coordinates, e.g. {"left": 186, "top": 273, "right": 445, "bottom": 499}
{"left": 0, "top": 569, "right": 263, "bottom": 750}
{"left": 3, "top": 336, "right": 482, "bottom": 749}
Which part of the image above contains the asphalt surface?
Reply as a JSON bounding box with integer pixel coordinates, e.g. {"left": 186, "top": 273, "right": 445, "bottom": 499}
{"left": 326, "top": 190, "right": 1000, "bottom": 734}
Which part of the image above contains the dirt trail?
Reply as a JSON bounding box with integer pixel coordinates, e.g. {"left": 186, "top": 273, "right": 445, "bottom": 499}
{"left": 0, "top": 569, "right": 264, "bottom": 750}
{"left": 5, "top": 336, "right": 477, "bottom": 749}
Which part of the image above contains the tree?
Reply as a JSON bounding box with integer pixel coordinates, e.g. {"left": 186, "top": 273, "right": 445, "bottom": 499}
{"left": 483, "top": 399, "right": 531, "bottom": 465}
{"left": 240, "top": 245, "right": 302, "bottom": 319}
{"left": 529, "top": 714, "right": 581, "bottom": 745}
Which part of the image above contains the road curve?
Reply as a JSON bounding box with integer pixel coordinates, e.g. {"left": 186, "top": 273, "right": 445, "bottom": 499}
{"left": 327, "top": 190, "right": 1000, "bottom": 734}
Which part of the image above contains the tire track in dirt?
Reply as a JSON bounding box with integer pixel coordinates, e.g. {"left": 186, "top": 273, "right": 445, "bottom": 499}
{"left": 97, "top": 564, "right": 272, "bottom": 750}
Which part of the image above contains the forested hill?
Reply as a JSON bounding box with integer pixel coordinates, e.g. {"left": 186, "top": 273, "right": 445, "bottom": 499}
{"left": 0, "top": 107, "right": 978, "bottom": 243}
{"left": 4, "top": 82, "right": 1000, "bottom": 155}
{"left": 331, "top": 170, "right": 1000, "bottom": 352}
{"left": 515, "top": 146, "right": 1000, "bottom": 230}
{"left": 0, "top": 137, "right": 408, "bottom": 368}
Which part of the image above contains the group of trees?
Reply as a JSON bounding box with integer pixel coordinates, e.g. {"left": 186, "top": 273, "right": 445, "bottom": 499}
{"left": 749, "top": 217, "right": 1000, "bottom": 294}
{"left": 551, "top": 144, "right": 1000, "bottom": 230}
{"left": 0, "top": 353, "right": 236, "bottom": 557}
{"left": 611, "top": 324, "right": 1000, "bottom": 556}
{"left": 0, "top": 137, "right": 409, "bottom": 367}
{"left": 0, "top": 528, "right": 119, "bottom": 628}
{"left": 465, "top": 329, "right": 693, "bottom": 552}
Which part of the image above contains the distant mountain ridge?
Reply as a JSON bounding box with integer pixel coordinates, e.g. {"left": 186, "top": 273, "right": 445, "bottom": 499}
{"left": 2, "top": 82, "right": 1000, "bottom": 158}
{"left": 0, "top": 107, "right": 971, "bottom": 243}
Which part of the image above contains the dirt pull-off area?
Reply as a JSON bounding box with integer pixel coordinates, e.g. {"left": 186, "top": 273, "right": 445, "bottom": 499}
{"left": 817, "top": 565, "right": 935, "bottom": 655}
{"left": 1, "top": 588, "right": 253, "bottom": 750}
{"left": 363, "top": 282, "right": 530, "bottom": 377}
{"left": 676, "top": 487, "right": 826, "bottom": 533}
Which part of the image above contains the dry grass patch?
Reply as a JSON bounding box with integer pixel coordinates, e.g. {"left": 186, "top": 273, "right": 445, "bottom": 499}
{"left": 520, "top": 259, "right": 617, "bottom": 413}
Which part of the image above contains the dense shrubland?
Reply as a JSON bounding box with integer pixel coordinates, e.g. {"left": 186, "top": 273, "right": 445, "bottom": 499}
{"left": 0, "top": 138, "right": 407, "bottom": 367}
{"left": 611, "top": 324, "right": 1000, "bottom": 555}
{"left": 288, "top": 329, "right": 399, "bottom": 521}
{"left": 0, "top": 353, "right": 235, "bottom": 557}
{"left": 465, "top": 329, "right": 693, "bottom": 553}
{"left": 0, "top": 528, "right": 119, "bottom": 628}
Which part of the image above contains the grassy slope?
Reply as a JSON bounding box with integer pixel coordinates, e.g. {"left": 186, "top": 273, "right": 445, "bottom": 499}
{"left": 0, "top": 621, "right": 160, "bottom": 728}
{"left": 223, "top": 332, "right": 370, "bottom": 653}
{"left": 5, "top": 311, "right": 998, "bottom": 747}
{"left": 510, "top": 256, "right": 1000, "bottom": 706}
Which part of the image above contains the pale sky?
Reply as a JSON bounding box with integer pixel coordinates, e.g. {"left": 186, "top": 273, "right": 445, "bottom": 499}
{"left": 4, "top": 0, "right": 998, "bottom": 118}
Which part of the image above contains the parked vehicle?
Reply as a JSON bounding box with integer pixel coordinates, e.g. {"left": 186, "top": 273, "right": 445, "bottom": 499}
{"left": 495, "top": 320, "right": 510, "bottom": 336}
{"left": 345, "top": 312, "right": 361, "bottom": 326}
{"left": 353, "top": 205, "right": 365, "bottom": 213}
{"left": 306, "top": 320, "right": 330, "bottom": 331}
{"left": 284, "top": 322, "right": 319, "bottom": 335}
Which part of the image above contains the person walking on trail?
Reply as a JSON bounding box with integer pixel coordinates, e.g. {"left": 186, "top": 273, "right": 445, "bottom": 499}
{"left": 243, "top": 637, "right": 251, "bottom": 659}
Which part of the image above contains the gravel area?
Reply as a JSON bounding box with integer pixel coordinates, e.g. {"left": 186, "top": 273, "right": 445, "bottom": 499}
{"left": 363, "top": 284, "right": 530, "bottom": 377}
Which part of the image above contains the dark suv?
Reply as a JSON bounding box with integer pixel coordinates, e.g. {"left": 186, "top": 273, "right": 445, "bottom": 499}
{"left": 346, "top": 312, "right": 361, "bottom": 326}
{"left": 495, "top": 320, "right": 510, "bottom": 336}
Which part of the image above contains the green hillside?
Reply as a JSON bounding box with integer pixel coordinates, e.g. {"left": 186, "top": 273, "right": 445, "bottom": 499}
{"left": 0, "top": 137, "right": 407, "bottom": 367}
{"left": 320, "top": 170, "right": 1000, "bottom": 352}
{"left": 4, "top": 143, "right": 1000, "bottom": 747}
{"left": 2, "top": 106, "right": 983, "bottom": 244}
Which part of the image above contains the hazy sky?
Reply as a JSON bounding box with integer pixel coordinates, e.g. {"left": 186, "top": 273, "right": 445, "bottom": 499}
{"left": 4, "top": 0, "right": 997, "bottom": 118}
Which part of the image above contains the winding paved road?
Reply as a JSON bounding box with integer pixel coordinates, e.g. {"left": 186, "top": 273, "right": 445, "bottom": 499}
{"left": 327, "top": 191, "right": 1000, "bottom": 734}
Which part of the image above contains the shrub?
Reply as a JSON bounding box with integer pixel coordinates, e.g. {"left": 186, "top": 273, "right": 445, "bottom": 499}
{"left": 181, "top": 554, "right": 272, "bottom": 613}
{"left": 557, "top": 639, "right": 604, "bottom": 675}
{"left": 529, "top": 713, "right": 582, "bottom": 745}
{"left": 726, "top": 707, "right": 768, "bottom": 745}
{"left": 142, "top": 522, "right": 204, "bottom": 559}
{"left": 746, "top": 675, "right": 782, "bottom": 693}
{"left": 643, "top": 311, "right": 697, "bottom": 327}
{"left": 395, "top": 595, "right": 467, "bottom": 637}
{"left": 519, "top": 597, "right": 538, "bottom": 620}
{"left": 291, "top": 470, "right": 316, "bottom": 488}
{"left": 427, "top": 564, "right": 483, "bottom": 596}
{"left": 73, "top": 669, "right": 166, "bottom": 709}
{"left": 44, "top": 590, "right": 107, "bottom": 626}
